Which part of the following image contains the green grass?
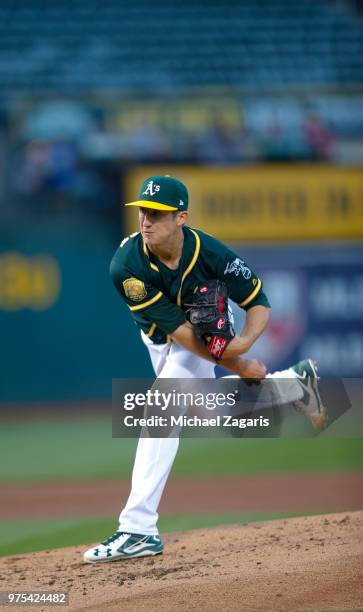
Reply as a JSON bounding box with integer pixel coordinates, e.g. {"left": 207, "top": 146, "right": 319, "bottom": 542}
{"left": 0, "top": 511, "right": 319, "bottom": 558}
{"left": 0, "top": 419, "right": 137, "bottom": 481}
{"left": 174, "top": 437, "right": 363, "bottom": 476}
{"left": 0, "top": 417, "right": 362, "bottom": 481}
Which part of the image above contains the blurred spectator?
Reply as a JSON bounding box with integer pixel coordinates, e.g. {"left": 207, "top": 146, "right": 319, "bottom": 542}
{"left": 46, "top": 141, "right": 77, "bottom": 196}
{"left": 13, "top": 140, "right": 52, "bottom": 195}
{"left": 195, "top": 115, "right": 257, "bottom": 163}
{"left": 259, "top": 119, "right": 291, "bottom": 162}
{"left": 302, "top": 114, "right": 336, "bottom": 161}
{"left": 12, "top": 139, "right": 77, "bottom": 200}
{"left": 127, "top": 120, "right": 171, "bottom": 162}
{"left": 81, "top": 120, "right": 127, "bottom": 161}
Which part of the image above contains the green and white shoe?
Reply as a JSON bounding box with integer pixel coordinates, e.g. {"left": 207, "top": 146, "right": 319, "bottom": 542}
{"left": 292, "top": 359, "right": 328, "bottom": 432}
{"left": 83, "top": 531, "right": 163, "bottom": 563}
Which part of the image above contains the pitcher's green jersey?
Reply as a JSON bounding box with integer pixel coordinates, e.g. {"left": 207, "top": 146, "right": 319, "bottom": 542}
{"left": 110, "top": 226, "right": 270, "bottom": 344}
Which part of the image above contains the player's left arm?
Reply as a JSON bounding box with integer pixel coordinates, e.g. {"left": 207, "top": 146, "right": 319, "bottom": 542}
{"left": 212, "top": 243, "right": 271, "bottom": 358}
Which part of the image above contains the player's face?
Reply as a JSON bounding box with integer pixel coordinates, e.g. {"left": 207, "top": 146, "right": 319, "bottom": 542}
{"left": 139, "top": 208, "right": 185, "bottom": 247}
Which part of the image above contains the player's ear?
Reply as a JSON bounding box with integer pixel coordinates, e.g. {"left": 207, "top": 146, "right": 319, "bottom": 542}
{"left": 176, "top": 211, "right": 188, "bottom": 226}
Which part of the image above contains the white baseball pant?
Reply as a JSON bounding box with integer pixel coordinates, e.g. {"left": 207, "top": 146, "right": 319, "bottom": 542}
{"left": 118, "top": 332, "right": 302, "bottom": 535}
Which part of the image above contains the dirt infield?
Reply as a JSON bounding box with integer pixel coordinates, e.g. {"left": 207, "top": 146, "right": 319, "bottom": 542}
{"left": 1, "top": 473, "right": 363, "bottom": 519}
{"left": 0, "top": 511, "right": 362, "bottom": 612}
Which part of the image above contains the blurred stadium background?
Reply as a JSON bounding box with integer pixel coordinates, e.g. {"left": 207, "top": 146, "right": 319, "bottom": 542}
{"left": 0, "top": 0, "right": 362, "bottom": 556}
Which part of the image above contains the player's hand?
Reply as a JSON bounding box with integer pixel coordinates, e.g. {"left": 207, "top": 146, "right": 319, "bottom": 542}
{"left": 236, "top": 358, "right": 267, "bottom": 379}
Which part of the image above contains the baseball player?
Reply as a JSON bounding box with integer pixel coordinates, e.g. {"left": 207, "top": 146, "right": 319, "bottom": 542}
{"left": 83, "top": 175, "right": 327, "bottom": 563}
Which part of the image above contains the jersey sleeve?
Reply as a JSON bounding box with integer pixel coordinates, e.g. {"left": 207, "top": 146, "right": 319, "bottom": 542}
{"left": 201, "top": 234, "right": 270, "bottom": 310}
{"left": 110, "top": 254, "right": 186, "bottom": 335}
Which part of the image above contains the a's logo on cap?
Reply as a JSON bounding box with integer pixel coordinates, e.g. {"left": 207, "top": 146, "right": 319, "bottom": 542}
{"left": 142, "top": 181, "right": 160, "bottom": 197}
{"left": 179, "top": 200, "right": 184, "bottom": 206}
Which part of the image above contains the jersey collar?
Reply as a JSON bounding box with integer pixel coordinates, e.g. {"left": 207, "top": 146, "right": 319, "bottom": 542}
{"left": 141, "top": 227, "right": 201, "bottom": 305}
{"left": 142, "top": 238, "right": 159, "bottom": 273}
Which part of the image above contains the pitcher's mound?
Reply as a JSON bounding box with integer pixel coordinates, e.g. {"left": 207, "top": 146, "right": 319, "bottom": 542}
{"left": 1, "top": 511, "right": 362, "bottom": 612}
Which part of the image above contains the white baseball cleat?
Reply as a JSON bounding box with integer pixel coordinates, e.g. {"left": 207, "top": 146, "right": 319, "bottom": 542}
{"left": 83, "top": 531, "right": 163, "bottom": 563}
{"left": 292, "top": 359, "right": 328, "bottom": 432}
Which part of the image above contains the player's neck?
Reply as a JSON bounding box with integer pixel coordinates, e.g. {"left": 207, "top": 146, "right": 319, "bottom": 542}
{"left": 148, "top": 228, "right": 184, "bottom": 270}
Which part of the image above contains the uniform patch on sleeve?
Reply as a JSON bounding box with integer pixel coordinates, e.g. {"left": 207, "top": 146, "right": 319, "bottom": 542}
{"left": 123, "top": 278, "right": 147, "bottom": 302}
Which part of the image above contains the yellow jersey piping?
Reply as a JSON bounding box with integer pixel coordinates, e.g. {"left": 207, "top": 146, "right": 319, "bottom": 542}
{"left": 128, "top": 291, "right": 163, "bottom": 311}
{"left": 142, "top": 238, "right": 159, "bottom": 272}
{"left": 146, "top": 322, "right": 157, "bottom": 337}
{"left": 177, "top": 229, "right": 201, "bottom": 306}
{"left": 240, "top": 279, "right": 262, "bottom": 307}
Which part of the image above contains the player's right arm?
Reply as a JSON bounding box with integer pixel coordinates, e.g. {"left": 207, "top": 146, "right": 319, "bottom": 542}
{"left": 110, "top": 236, "right": 188, "bottom": 337}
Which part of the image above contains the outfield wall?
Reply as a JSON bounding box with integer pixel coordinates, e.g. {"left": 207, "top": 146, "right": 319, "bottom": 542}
{"left": 0, "top": 223, "right": 153, "bottom": 403}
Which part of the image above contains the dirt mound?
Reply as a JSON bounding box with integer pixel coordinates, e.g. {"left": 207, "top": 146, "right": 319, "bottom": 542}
{"left": 0, "top": 512, "right": 362, "bottom": 612}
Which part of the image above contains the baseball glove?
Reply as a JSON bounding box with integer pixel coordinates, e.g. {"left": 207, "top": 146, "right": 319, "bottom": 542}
{"left": 186, "top": 280, "right": 235, "bottom": 360}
